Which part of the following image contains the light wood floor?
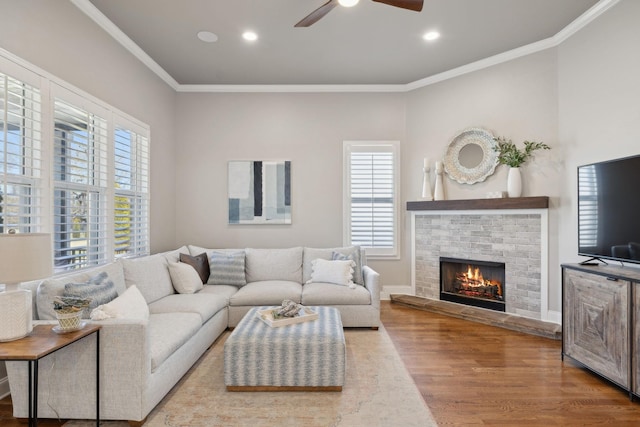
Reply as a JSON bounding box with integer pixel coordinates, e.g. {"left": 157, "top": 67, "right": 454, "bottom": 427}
{"left": 381, "top": 301, "right": 640, "bottom": 426}
{"left": 2, "top": 301, "right": 640, "bottom": 426}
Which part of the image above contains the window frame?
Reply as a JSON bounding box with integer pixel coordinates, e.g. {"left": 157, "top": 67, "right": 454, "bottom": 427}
{"left": 343, "top": 140, "right": 400, "bottom": 259}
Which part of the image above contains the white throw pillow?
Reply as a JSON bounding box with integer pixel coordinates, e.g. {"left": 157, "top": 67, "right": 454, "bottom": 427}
{"left": 168, "top": 261, "right": 204, "bottom": 294}
{"left": 90, "top": 285, "right": 149, "bottom": 321}
{"left": 307, "top": 259, "right": 356, "bottom": 288}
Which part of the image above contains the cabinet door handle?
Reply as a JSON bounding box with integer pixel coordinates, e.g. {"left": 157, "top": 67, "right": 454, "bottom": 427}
{"left": 606, "top": 277, "right": 618, "bottom": 281}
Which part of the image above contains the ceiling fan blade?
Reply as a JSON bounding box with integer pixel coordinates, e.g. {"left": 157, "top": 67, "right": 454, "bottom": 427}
{"left": 295, "top": 0, "right": 340, "bottom": 27}
{"left": 372, "top": 0, "right": 423, "bottom": 12}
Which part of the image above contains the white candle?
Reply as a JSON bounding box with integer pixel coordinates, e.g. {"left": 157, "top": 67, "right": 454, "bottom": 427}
{"left": 424, "top": 157, "right": 430, "bottom": 169}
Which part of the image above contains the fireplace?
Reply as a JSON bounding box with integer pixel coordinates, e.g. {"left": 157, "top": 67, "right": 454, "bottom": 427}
{"left": 439, "top": 257, "right": 506, "bottom": 312}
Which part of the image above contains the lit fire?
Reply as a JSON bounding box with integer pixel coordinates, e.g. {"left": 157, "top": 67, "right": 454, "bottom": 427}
{"left": 453, "top": 264, "right": 503, "bottom": 300}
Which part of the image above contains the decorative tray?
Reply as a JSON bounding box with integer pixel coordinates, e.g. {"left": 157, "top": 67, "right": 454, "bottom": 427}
{"left": 257, "top": 307, "right": 318, "bottom": 328}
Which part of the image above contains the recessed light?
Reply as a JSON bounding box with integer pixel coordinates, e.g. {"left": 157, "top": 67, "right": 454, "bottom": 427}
{"left": 339, "top": 0, "right": 359, "bottom": 7}
{"left": 242, "top": 31, "right": 258, "bottom": 42}
{"left": 197, "top": 31, "right": 218, "bottom": 43}
{"left": 423, "top": 31, "right": 440, "bottom": 41}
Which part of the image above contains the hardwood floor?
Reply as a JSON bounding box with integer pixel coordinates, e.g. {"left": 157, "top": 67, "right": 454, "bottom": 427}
{"left": 2, "top": 302, "right": 639, "bottom": 426}
{"left": 381, "top": 301, "right": 640, "bottom": 426}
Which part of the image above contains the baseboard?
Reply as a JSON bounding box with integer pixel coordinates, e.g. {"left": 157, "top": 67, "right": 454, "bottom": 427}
{"left": 380, "top": 286, "right": 412, "bottom": 301}
{"left": 0, "top": 375, "right": 10, "bottom": 400}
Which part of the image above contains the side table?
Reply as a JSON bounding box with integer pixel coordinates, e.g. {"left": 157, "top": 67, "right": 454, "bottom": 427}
{"left": 0, "top": 324, "right": 101, "bottom": 427}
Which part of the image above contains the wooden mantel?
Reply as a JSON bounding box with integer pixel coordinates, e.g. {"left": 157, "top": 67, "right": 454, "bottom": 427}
{"left": 406, "top": 196, "right": 549, "bottom": 211}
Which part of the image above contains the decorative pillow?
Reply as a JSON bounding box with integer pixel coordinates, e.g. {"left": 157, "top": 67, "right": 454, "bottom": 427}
{"left": 63, "top": 271, "right": 118, "bottom": 318}
{"left": 36, "top": 278, "right": 67, "bottom": 320}
{"left": 168, "top": 261, "right": 204, "bottom": 294}
{"left": 209, "top": 251, "right": 246, "bottom": 286}
{"left": 90, "top": 285, "right": 149, "bottom": 321}
{"left": 307, "top": 258, "right": 356, "bottom": 288}
{"left": 180, "top": 252, "right": 210, "bottom": 284}
{"left": 332, "top": 249, "right": 364, "bottom": 286}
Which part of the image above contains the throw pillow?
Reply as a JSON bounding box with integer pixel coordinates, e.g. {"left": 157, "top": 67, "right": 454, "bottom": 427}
{"left": 332, "top": 248, "right": 364, "bottom": 286}
{"left": 90, "top": 285, "right": 149, "bottom": 321}
{"left": 63, "top": 271, "right": 118, "bottom": 318}
{"left": 36, "top": 278, "right": 67, "bottom": 320}
{"left": 209, "top": 251, "right": 246, "bottom": 286}
{"left": 180, "top": 252, "right": 210, "bottom": 284}
{"left": 307, "top": 258, "right": 356, "bottom": 288}
{"left": 168, "top": 261, "right": 204, "bottom": 294}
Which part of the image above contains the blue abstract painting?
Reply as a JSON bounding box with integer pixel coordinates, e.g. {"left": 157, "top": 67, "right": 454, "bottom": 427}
{"left": 228, "top": 160, "right": 291, "bottom": 224}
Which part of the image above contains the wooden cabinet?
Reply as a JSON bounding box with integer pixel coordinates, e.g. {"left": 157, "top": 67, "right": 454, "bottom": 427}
{"left": 562, "top": 264, "right": 640, "bottom": 399}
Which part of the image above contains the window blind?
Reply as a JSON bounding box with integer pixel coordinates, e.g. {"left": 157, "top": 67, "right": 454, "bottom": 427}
{"left": 578, "top": 164, "right": 598, "bottom": 248}
{"left": 344, "top": 141, "right": 399, "bottom": 257}
{"left": 53, "top": 98, "right": 108, "bottom": 271}
{"left": 0, "top": 72, "right": 43, "bottom": 233}
{"left": 114, "top": 125, "right": 149, "bottom": 258}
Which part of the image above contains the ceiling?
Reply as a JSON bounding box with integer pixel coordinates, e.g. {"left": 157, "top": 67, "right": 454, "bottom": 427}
{"left": 80, "top": 0, "right": 604, "bottom": 88}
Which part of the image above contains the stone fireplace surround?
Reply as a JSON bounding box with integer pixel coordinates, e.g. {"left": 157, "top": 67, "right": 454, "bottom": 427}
{"left": 407, "top": 197, "right": 551, "bottom": 322}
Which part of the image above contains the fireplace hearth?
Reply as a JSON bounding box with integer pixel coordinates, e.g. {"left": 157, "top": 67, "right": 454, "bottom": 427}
{"left": 440, "top": 257, "right": 506, "bottom": 312}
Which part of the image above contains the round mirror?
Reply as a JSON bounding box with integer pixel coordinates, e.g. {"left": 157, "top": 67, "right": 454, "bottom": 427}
{"left": 458, "top": 143, "right": 484, "bottom": 169}
{"left": 443, "top": 128, "right": 498, "bottom": 184}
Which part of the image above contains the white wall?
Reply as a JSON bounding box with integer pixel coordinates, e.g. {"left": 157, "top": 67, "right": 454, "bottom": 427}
{"left": 174, "top": 92, "right": 407, "bottom": 285}
{"left": 0, "top": 0, "right": 177, "bottom": 252}
{"left": 557, "top": 0, "right": 640, "bottom": 280}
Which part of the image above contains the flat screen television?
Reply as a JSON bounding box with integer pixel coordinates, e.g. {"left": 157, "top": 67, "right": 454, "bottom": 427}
{"left": 577, "top": 154, "right": 640, "bottom": 265}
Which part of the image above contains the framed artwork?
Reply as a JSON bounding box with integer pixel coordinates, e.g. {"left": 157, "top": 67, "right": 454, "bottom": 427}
{"left": 228, "top": 160, "right": 291, "bottom": 224}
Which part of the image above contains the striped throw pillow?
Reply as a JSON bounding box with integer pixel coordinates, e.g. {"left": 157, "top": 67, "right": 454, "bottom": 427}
{"left": 209, "top": 251, "right": 246, "bottom": 286}
{"left": 63, "top": 271, "right": 118, "bottom": 318}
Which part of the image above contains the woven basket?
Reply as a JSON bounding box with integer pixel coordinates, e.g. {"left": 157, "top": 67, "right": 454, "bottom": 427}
{"left": 55, "top": 310, "right": 83, "bottom": 331}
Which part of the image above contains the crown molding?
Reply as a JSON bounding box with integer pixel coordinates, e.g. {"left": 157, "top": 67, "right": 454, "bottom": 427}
{"left": 72, "top": 0, "right": 618, "bottom": 94}
{"left": 71, "top": 0, "right": 180, "bottom": 91}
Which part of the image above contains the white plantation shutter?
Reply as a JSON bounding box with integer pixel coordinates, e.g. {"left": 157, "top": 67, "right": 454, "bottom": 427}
{"left": 53, "top": 97, "right": 109, "bottom": 271}
{"left": 114, "top": 122, "right": 149, "bottom": 258}
{"left": 578, "top": 164, "right": 598, "bottom": 248}
{"left": 344, "top": 141, "right": 399, "bottom": 257}
{"left": 0, "top": 72, "right": 44, "bottom": 233}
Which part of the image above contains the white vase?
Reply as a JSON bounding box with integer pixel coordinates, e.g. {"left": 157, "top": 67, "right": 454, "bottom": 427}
{"left": 421, "top": 167, "right": 433, "bottom": 200}
{"left": 434, "top": 161, "right": 445, "bottom": 201}
{"left": 507, "top": 167, "right": 522, "bottom": 198}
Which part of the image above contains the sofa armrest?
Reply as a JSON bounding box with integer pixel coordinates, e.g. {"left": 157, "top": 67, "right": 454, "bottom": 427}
{"left": 363, "top": 265, "right": 380, "bottom": 309}
{"left": 6, "top": 318, "right": 150, "bottom": 421}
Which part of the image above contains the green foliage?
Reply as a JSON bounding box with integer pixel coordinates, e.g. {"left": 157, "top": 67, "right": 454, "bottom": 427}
{"left": 52, "top": 296, "right": 92, "bottom": 313}
{"left": 493, "top": 137, "right": 551, "bottom": 168}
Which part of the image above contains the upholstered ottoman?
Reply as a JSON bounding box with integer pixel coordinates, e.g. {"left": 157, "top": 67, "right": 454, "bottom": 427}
{"left": 224, "top": 306, "right": 345, "bottom": 391}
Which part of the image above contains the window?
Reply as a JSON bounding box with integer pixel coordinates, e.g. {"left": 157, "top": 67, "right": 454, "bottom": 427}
{"left": 1, "top": 54, "right": 150, "bottom": 273}
{"left": 0, "top": 72, "right": 43, "bottom": 234}
{"left": 343, "top": 141, "right": 400, "bottom": 258}
{"left": 578, "top": 164, "right": 598, "bottom": 248}
{"left": 53, "top": 98, "right": 109, "bottom": 271}
{"left": 114, "top": 123, "right": 149, "bottom": 258}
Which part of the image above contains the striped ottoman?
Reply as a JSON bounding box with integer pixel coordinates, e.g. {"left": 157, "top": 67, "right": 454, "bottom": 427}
{"left": 224, "top": 306, "right": 345, "bottom": 391}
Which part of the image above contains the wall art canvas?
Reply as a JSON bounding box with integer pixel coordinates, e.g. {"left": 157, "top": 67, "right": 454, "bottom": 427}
{"left": 228, "top": 160, "right": 291, "bottom": 224}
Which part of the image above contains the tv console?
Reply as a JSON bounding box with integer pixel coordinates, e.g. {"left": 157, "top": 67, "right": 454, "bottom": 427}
{"left": 561, "top": 263, "right": 640, "bottom": 400}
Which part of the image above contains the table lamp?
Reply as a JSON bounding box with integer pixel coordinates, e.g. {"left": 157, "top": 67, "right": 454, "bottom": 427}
{"left": 0, "top": 233, "right": 53, "bottom": 341}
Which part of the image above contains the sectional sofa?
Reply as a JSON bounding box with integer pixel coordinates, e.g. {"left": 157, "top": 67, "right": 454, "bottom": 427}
{"left": 6, "top": 245, "right": 380, "bottom": 425}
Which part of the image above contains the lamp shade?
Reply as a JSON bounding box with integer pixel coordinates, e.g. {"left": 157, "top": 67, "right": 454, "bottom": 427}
{"left": 0, "top": 233, "right": 53, "bottom": 285}
{"left": 0, "top": 233, "right": 52, "bottom": 341}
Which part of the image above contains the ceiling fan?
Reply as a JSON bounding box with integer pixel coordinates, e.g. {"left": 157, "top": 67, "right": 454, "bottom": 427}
{"left": 295, "top": 0, "right": 424, "bottom": 27}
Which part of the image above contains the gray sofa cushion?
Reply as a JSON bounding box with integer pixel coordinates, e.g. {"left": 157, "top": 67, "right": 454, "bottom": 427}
{"left": 301, "top": 282, "right": 371, "bottom": 305}
{"left": 148, "top": 293, "right": 228, "bottom": 325}
{"left": 148, "top": 312, "right": 202, "bottom": 372}
{"left": 121, "top": 253, "right": 175, "bottom": 304}
{"left": 245, "top": 247, "right": 303, "bottom": 283}
{"left": 229, "top": 280, "right": 303, "bottom": 306}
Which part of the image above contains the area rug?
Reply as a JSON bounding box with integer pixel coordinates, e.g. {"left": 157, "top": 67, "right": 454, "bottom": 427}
{"left": 64, "top": 326, "right": 436, "bottom": 427}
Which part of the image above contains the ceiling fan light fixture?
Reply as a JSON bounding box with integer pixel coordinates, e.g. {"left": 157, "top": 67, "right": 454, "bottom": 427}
{"left": 338, "top": 0, "right": 359, "bottom": 7}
